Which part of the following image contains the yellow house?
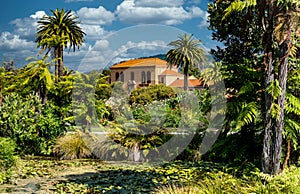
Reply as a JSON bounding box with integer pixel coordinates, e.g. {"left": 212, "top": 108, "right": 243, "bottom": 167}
{"left": 110, "top": 57, "right": 202, "bottom": 90}
{"left": 110, "top": 58, "right": 181, "bottom": 87}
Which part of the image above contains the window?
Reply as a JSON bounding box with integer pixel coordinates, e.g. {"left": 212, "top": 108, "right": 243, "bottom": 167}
{"left": 147, "top": 71, "right": 151, "bottom": 83}
{"left": 131, "top": 72, "right": 135, "bottom": 80}
{"left": 161, "top": 77, "right": 164, "bottom": 84}
{"left": 115, "top": 72, "right": 119, "bottom": 81}
{"left": 120, "top": 72, "right": 124, "bottom": 82}
{"left": 141, "top": 71, "right": 146, "bottom": 83}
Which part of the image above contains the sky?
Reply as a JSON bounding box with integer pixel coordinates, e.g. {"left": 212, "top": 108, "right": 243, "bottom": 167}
{"left": 0, "top": 0, "right": 218, "bottom": 72}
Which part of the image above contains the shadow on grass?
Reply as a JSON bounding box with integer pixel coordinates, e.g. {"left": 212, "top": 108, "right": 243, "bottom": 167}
{"left": 52, "top": 166, "right": 170, "bottom": 193}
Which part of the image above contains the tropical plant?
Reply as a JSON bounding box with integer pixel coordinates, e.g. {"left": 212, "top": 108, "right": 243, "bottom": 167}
{"left": 0, "top": 137, "right": 18, "bottom": 184}
{"left": 17, "top": 57, "right": 54, "bottom": 104}
{"left": 72, "top": 71, "right": 109, "bottom": 131}
{"left": 0, "top": 93, "right": 65, "bottom": 155}
{"left": 36, "top": 8, "right": 85, "bottom": 78}
{"left": 166, "top": 33, "right": 207, "bottom": 90}
{"left": 53, "top": 130, "right": 92, "bottom": 160}
{"left": 216, "top": 0, "right": 300, "bottom": 174}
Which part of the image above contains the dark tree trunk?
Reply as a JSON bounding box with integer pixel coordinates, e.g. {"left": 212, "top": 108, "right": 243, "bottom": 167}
{"left": 262, "top": 0, "right": 275, "bottom": 174}
{"left": 282, "top": 139, "right": 291, "bottom": 172}
{"left": 183, "top": 63, "right": 189, "bottom": 91}
{"left": 262, "top": 1, "right": 292, "bottom": 174}
{"left": 54, "top": 47, "right": 59, "bottom": 80}
{"left": 273, "top": 29, "right": 292, "bottom": 173}
{"left": 58, "top": 45, "right": 64, "bottom": 77}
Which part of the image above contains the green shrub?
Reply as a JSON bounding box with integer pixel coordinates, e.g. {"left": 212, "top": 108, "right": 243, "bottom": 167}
{"left": 129, "top": 84, "right": 176, "bottom": 105}
{"left": 53, "top": 131, "right": 92, "bottom": 160}
{"left": 0, "top": 137, "right": 18, "bottom": 184}
{"left": 0, "top": 93, "right": 66, "bottom": 155}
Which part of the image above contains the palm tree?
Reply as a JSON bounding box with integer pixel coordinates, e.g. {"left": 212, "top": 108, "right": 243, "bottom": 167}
{"left": 36, "top": 8, "right": 86, "bottom": 78}
{"left": 166, "top": 33, "right": 207, "bottom": 90}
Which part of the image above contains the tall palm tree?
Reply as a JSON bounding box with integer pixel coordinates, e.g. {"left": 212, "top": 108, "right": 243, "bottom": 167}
{"left": 36, "top": 8, "right": 86, "bottom": 78}
{"left": 166, "top": 33, "right": 207, "bottom": 90}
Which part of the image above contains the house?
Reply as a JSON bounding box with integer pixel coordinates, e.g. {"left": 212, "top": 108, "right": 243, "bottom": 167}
{"left": 109, "top": 57, "right": 202, "bottom": 90}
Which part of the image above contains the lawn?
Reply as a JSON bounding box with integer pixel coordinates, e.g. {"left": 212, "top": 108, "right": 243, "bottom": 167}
{"left": 1, "top": 157, "right": 300, "bottom": 193}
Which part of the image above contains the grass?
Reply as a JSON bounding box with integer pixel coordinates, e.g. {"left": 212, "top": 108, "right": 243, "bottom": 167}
{"left": 1, "top": 158, "right": 300, "bottom": 193}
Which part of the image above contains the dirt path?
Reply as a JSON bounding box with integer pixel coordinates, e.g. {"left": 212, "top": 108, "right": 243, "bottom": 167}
{"left": 0, "top": 165, "right": 99, "bottom": 193}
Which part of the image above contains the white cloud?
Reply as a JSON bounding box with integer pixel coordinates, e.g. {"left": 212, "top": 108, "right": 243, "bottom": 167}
{"left": 198, "top": 11, "right": 209, "bottom": 29}
{"left": 10, "top": 18, "right": 36, "bottom": 39}
{"left": 0, "top": 32, "right": 36, "bottom": 51}
{"left": 116, "top": 0, "right": 206, "bottom": 25}
{"left": 10, "top": 11, "right": 46, "bottom": 39}
{"left": 135, "top": 0, "right": 184, "bottom": 7}
{"left": 30, "top": 11, "right": 47, "bottom": 19}
{"left": 80, "top": 24, "right": 106, "bottom": 40}
{"left": 77, "top": 39, "right": 168, "bottom": 72}
{"left": 77, "top": 6, "right": 115, "bottom": 25}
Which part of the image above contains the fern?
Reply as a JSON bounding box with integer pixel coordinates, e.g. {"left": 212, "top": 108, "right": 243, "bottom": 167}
{"left": 223, "top": 0, "right": 257, "bottom": 20}
{"left": 285, "top": 93, "right": 300, "bottom": 116}
{"left": 235, "top": 101, "right": 260, "bottom": 130}
{"left": 266, "top": 80, "right": 282, "bottom": 99}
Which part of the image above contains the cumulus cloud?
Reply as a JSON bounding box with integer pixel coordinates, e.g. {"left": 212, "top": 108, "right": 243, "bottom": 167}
{"left": 80, "top": 24, "right": 107, "bottom": 40}
{"left": 198, "top": 11, "right": 209, "bottom": 29}
{"left": 77, "top": 6, "right": 115, "bottom": 25}
{"left": 77, "top": 39, "right": 168, "bottom": 72}
{"left": 0, "top": 32, "right": 36, "bottom": 51}
{"left": 10, "top": 11, "right": 46, "bottom": 39}
{"left": 116, "top": 0, "right": 206, "bottom": 25}
{"left": 135, "top": 0, "right": 184, "bottom": 7}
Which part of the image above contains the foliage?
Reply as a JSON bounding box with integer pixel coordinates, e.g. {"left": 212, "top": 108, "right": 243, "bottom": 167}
{"left": 2, "top": 158, "right": 300, "bottom": 193}
{"left": 166, "top": 33, "right": 207, "bottom": 90}
{"left": 129, "top": 84, "right": 176, "bottom": 105}
{"left": 36, "top": 8, "right": 86, "bottom": 77}
{"left": 0, "top": 137, "right": 18, "bottom": 184}
{"left": 0, "top": 93, "right": 65, "bottom": 155}
{"left": 53, "top": 131, "right": 92, "bottom": 160}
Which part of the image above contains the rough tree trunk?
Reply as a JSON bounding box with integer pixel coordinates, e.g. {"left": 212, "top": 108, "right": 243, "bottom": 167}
{"left": 262, "top": 0, "right": 276, "bottom": 174}
{"left": 282, "top": 139, "right": 291, "bottom": 171}
{"left": 54, "top": 47, "right": 59, "bottom": 80}
{"left": 58, "top": 45, "right": 64, "bottom": 77}
{"left": 183, "top": 64, "right": 189, "bottom": 91}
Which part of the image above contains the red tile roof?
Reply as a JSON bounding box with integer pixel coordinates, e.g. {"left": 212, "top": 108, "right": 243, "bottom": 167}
{"left": 168, "top": 77, "right": 202, "bottom": 88}
{"left": 110, "top": 58, "right": 168, "bottom": 69}
{"left": 159, "top": 69, "right": 183, "bottom": 76}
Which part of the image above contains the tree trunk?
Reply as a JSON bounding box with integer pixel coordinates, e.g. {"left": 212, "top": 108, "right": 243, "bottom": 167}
{"left": 183, "top": 63, "right": 189, "bottom": 91}
{"left": 54, "top": 47, "right": 59, "bottom": 80}
{"left": 273, "top": 29, "right": 292, "bottom": 174}
{"left": 262, "top": 0, "right": 275, "bottom": 174}
{"left": 282, "top": 139, "right": 291, "bottom": 172}
{"left": 58, "top": 45, "right": 64, "bottom": 77}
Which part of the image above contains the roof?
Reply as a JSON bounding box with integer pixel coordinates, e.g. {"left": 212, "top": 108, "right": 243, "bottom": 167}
{"left": 159, "top": 69, "right": 183, "bottom": 76}
{"left": 168, "top": 77, "right": 202, "bottom": 88}
{"left": 110, "top": 58, "right": 168, "bottom": 69}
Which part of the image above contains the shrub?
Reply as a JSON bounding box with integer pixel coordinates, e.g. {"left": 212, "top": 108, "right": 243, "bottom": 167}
{"left": 0, "top": 137, "right": 18, "bottom": 184}
{"left": 53, "top": 131, "right": 92, "bottom": 160}
{"left": 129, "top": 84, "right": 176, "bottom": 105}
{"left": 0, "top": 93, "right": 66, "bottom": 155}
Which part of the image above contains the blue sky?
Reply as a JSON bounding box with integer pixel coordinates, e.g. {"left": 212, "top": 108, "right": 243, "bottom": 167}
{"left": 0, "top": 0, "right": 218, "bottom": 71}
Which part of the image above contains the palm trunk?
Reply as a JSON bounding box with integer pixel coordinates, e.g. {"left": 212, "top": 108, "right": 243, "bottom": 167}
{"left": 183, "top": 64, "right": 189, "bottom": 91}
{"left": 58, "top": 45, "right": 64, "bottom": 77}
{"left": 54, "top": 47, "right": 59, "bottom": 80}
